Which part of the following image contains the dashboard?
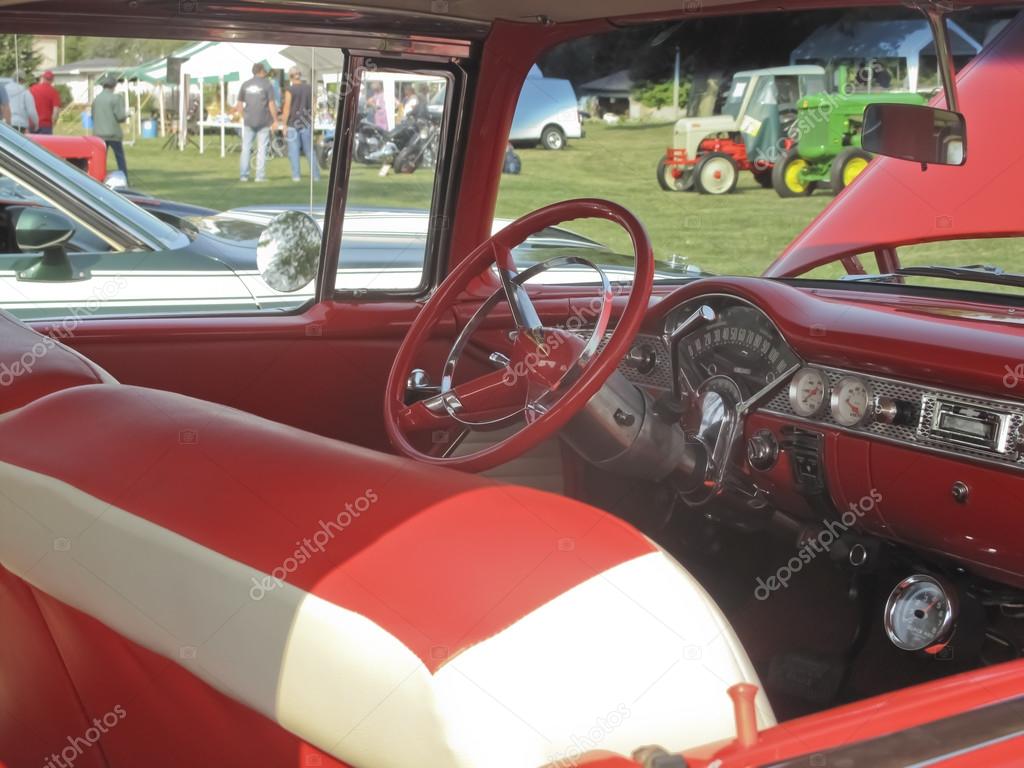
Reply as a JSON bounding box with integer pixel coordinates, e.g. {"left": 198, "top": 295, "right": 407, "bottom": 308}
{"left": 592, "top": 277, "right": 1024, "bottom": 657}
{"left": 608, "top": 278, "right": 1024, "bottom": 596}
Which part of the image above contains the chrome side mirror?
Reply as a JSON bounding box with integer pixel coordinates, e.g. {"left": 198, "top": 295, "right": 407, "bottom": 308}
{"left": 861, "top": 103, "right": 966, "bottom": 167}
{"left": 104, "top": 170, "right": 128, "bottom": 190}
{"left": 256, "top": 211, "right": 321, "bottom": 293}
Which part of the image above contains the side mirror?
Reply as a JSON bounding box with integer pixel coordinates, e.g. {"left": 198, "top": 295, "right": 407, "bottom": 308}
{"left": 861, "top": 103, "right": 966, "bottom": 167}
{"left": 256, "top": 210, "right": 321, "bottom": 293}
{"left": 104, "top": 170, "right": 128, "bottom": 190}
{"left": 15, "top": 208, "right": 89, "bottom": 282}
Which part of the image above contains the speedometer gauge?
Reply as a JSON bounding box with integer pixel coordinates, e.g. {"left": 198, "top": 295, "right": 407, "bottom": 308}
{"left": 669, "top": 302, "right": 799, "bottom": 401}
{"left": 829, "top": 376, "right": 874, "bottom": 427}
{"left": 884, "top": 575, "right": 958, "bottom": 653}
{"left": 788, "top": 367, "right": 828, "bottom": 418}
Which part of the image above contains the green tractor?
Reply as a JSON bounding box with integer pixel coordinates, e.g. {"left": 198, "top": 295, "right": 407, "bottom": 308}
{"left": 656, "top": 66, "right": 828, "bottom": 195}
{"left": 772, "top": 88, "right": 928, "bottom": 197}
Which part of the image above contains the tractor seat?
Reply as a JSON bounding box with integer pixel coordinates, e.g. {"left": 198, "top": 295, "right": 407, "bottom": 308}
{"left": 0, "top": 318, "right": 773, "bottom": 767}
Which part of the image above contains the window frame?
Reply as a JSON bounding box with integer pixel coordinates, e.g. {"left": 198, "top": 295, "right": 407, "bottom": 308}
{"left": 324, "top": 54, "right": 470, "bottom": 304}
{"left": 0, "top": 16, "right": 475, "bottom": 322}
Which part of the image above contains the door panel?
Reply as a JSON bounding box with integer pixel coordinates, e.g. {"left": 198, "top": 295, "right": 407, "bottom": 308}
{"left": 34, "top": 301, "right": 456, "bottom": 451}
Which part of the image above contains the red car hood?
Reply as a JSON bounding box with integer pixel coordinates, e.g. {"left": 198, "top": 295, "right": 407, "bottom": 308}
{"left": 765, "top": 11, "right": 1024, "bottom": 278}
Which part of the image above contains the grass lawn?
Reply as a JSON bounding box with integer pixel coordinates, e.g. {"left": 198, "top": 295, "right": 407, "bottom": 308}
{"left": 116, "top": 121, "right": 1022, "bottom": 282}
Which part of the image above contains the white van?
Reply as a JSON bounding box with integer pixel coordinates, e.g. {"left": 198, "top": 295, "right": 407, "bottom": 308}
{"left": 509, "top": 65, "right": 583, "bottom": 150}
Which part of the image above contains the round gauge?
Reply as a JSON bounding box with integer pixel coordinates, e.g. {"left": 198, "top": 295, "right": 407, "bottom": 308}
{"left": 884, "top": 574, "right": 958, "bottom": 653}
{"left": 829, "top": 376, "right": 874, "bottom": 427}
{"left": 788, "top": 367, "right": 829, "bottom": 418}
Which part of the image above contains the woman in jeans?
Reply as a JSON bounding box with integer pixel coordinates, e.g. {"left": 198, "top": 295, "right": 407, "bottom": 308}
{"left": 281, "top": 67, "right": 320, "bottom": 183}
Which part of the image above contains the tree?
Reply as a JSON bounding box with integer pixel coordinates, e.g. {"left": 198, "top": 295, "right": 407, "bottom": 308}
{"left": 63, "top": 36, "right": 187, "bottom": 66}
{"left": 0, "top": 34, "right": 43, "bottom": 80}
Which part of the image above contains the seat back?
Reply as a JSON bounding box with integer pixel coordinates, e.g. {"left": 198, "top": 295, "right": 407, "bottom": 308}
{"left": 0, "top": 308, "right": 115, "bottom": 414}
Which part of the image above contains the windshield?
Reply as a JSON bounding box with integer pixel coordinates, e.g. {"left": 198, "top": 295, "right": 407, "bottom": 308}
{"left": 493, "top": 6, "right": 1020, "bottom": 295}
{"left": 0, "top": 124, "right": 186, "bottom": 251}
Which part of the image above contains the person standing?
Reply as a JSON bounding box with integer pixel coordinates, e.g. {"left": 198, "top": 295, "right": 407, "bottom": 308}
{"left": 92, "top": 76, "right": 129, "bottom": 179}
{"left": 233, "top": 63, "right": 278, "bottom": 183}
{"left": 366, "top": 81, "right": 388, "bottom": 130}
{"left": 281, "top": 66, "right": 320, "bottom": 183}
{"left": 0, "top": 85, "right": 10, "bottom": 126}
{"left": 5, "top": 73, "right": 38, "bottom": 134}
{"left": 30, "top": 70, "right": 62, "bottom": 134}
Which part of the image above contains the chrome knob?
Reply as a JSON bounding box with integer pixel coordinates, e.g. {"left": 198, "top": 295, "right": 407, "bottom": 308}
{"left": 951, "top": 481, "right": 969, "bottom": 504}
{"left": 747, "top": 429, "right": 779, "bottom": 471}
{"left": 626, "top": 343, "right": 657, "bottom": 374}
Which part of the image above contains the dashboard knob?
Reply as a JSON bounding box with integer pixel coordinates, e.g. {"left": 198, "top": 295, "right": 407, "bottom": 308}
{"left": 626, "top": 343, "right": 657, "bottom": 374}
{"left": 747, "top": 429, "right": 779, "bottom": 471}
{"left": 951, "top": 481, "right": 970, "bottom": 504}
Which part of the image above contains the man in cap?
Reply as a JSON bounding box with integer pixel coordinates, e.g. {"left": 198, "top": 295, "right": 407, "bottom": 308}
{"left": 30, "top": 70, "right": 63, "bottom": 134}
{"left": 92, "top": 76, "right": 129, "bottom": 179}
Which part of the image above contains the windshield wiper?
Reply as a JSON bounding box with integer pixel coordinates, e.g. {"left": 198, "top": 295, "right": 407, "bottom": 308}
{"left": 842, "top": 264, "right": 1024, "bottom": 290}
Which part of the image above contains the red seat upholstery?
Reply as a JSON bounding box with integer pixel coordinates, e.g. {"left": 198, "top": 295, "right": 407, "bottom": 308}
{"left": 0, "top": 309, "right": 115, "bottom": 414}
{"left": 0, "top": 315, "right": 772, "bottom": 767}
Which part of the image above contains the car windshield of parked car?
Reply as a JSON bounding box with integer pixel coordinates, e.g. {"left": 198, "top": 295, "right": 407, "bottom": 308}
{"left": 494, "top": 6, "right": 1022, "bottom": 295}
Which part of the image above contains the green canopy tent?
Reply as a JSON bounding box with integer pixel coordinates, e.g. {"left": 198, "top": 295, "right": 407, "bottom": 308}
{"left": 119, "top": 42, "right": 215, "bottom": 139}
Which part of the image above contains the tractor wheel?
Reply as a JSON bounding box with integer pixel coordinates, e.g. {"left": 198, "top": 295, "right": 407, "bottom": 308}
{"left": 694, "top": 152, "right": 739, "bottom": 195}
{"left": 830, "top": 147, "right": 872, "bottom": 193}
{"left": 772, "top": 147, "right": 817, "bottom": 198}
{"left": 656, "top": 156, "right": 694, "bottom": 192}
{"left": 752, "top": 168, "right": 774, "bottom": 189}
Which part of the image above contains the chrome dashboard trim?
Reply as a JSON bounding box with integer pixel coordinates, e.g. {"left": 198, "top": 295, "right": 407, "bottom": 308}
{"left": 761, "top": 364, "right": 1024, "bottom": 473}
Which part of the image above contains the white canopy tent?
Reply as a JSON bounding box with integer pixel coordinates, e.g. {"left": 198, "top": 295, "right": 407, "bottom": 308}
{"left": 177, "top": 42, "right": 293, "bottom": 154}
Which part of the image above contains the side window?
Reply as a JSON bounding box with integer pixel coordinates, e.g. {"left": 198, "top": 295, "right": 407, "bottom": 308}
{"left": 335, "top": 69, "right": 449, "bottom": 293}
{"left": 0, "top": 37, "right": 341, "bottom": 321}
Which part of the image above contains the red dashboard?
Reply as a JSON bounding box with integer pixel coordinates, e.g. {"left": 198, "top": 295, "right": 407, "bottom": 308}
{"left": 627, "top": 277, "right": 1024, "bottom": 588}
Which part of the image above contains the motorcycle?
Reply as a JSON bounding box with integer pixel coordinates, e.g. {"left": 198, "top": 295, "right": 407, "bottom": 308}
{"left": 389, "top": 116, "right": 440, "bottom": 173}
{"left": 318, "top": 111, "right": 440, "bottom": 174}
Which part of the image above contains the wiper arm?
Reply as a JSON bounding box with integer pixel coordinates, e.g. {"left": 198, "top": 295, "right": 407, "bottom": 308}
{"left": 841, "top": 264, "right": 1024, "bottom": 289}
{"left": 896, "top": 264, "right": 1024, "bottom": 289}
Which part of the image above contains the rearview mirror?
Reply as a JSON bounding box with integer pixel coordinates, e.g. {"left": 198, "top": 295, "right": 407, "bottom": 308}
{"left": 256, "top": 211, "right": 321, "bottom": 293}
{"left": 861, "top": 103, "right": 966, "bottom": 167}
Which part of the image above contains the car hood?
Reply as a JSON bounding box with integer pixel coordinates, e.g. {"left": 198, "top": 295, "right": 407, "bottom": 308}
{"left": 191, "top": 204, "right": 660, "bottom": 284}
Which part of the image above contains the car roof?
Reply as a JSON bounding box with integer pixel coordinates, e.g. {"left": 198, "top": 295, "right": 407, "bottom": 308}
{"left": 4, "top": 0, "right": 1013, "bottom": 29}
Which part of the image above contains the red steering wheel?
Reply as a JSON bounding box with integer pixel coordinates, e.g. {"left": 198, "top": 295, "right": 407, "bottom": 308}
{"left": 384, "top": 198, "right": 654, "bottom": 473}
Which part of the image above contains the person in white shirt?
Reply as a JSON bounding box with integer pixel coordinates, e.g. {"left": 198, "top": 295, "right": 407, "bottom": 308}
{"left": 4, "top": 73, "right": 38, "bottom": 133}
